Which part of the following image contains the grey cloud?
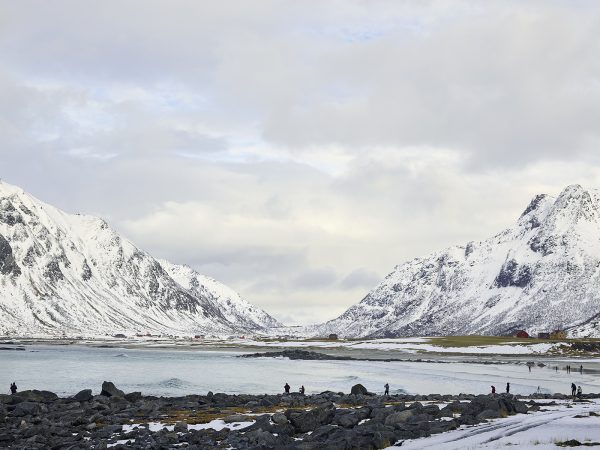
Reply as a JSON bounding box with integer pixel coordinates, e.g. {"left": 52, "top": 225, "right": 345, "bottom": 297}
{"left": 2, "top": 1, "right": 600, "bottom": 324}
{"left": 291, "top": 268, "right": 338, "bottom": 290}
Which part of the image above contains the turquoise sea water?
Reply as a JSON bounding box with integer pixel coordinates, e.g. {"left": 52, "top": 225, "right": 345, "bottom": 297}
{"left": 0, "top": 345, "right": 597, "bottom": 397}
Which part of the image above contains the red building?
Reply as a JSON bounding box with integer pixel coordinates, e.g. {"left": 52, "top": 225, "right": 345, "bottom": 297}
{"left": 515, "top": 330, "right": 529, "bottom": 338}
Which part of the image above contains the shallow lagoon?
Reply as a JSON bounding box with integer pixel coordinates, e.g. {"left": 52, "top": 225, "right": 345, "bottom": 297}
{"left": 1, "top": 345, "right": 598, "bottom": 397}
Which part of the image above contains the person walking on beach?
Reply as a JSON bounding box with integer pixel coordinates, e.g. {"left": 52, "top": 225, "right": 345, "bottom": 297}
{"left": 506, "top": 382, "right": 510, "bottom": 394}
{"left": 580, "top": 365, "right": 583, "bottom": 374}
{"left": 384, "top": 383, "right": 389, "bottom": 396}
{"left": 491, "top": 385, "right": 496, "bottom": 395}
{"left": 9, "top": 382, "right": 17, "bottom": 395}
{"left": 284, "top": 383, "right": 290, "bottom": 394}
{"left": 528, "top": 365, "right": 531, "bottom": 373}
{"left": 571, "top": 383, "right": 577, "bottom": 397}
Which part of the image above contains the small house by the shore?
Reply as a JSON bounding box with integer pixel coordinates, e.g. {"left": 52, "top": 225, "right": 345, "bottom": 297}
{"left": 538, "top": 332, "right": 550, "bottom": 339}
{"left": 328, "top": 333, "right": 338, "bottom": 340}
{"left": 514, "top": 330, "right": 529, "bottom": 338}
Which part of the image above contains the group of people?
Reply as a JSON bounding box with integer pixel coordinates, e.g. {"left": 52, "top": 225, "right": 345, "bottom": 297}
{"left": 283, "top": 383, "right": 305, "bottom": 395}
{"left": 566, "top": 365, "right": 583, "bottom": 374}
{"left": 490, "top": 379, "right": 584, "bottom": 400}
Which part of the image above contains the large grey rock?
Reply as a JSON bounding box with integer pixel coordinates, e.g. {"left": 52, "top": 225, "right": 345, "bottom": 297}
{"left": 73, "top": 389, "right": 93, "bottom": 402}
{"left": 100, "top": 381, "right": 125, "bottom": 397}
{"left": 384, "top": 410, "right": 414, "bottom": 425}
{"left": 286, "top": 406, "right": 336, "bottom": 433}
{"left": 124, "top": 392, "right": 142, "bottom": 402}
{"left": 13, "top": 390, "right": 58, "bottom": 403}
{"left": 13, "top": 402, "right": 43, "bottom": 417}
{"left": 476, "top": 409, "right": 501, "bottom": 421}
{"left": 334, "top": 412, "right": 360, "bottom": 428}
{"left": 351, "top": 384, "right": 368, "bottom": 395}
{"left": 271, "top": 412, "right": 289, "bottom": 425}
{"left": 245, "top": 429, "right": 277, "bottom": 447}
{"left": 173, "top": 421, "right": 188, "bottom": 432}
{"left": 223, "top": 414, "right": 252, "bottom": 423}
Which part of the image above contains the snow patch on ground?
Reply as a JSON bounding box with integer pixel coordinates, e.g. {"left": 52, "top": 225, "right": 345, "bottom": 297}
{"left": 122, "top": 420, "right": 254, "bottom": 433}
{"left": 391, "top": 400, "right": 600, "bottom": 449}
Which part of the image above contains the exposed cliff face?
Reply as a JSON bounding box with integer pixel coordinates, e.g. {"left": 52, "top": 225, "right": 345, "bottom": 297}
{"left": 0, "top": 234, "right": 20, "bottom": 276}
{"left": 313, "top": 185, "right": 600, "bottom": 338}
{"left": 0, "top": 181, "right": 279, "bottom": 337}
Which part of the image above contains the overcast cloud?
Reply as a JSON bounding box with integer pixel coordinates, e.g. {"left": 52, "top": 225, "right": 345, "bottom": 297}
{"left": 1, "top": 1, "right": 600, "bottom": 324}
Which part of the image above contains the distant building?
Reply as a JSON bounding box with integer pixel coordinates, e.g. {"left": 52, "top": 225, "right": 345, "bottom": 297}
{"left": 550, "top": 330, "right": 566, "bottom": 339}
{"left": 514, "top": 330, "right": 529, "bottom": 338}
{"left": 113, "top": 333, "right": 126, "bottom": 338}
{"left": 194, "top": 335, "right": 205, "bottom": 339}
{"left": 538, "top": 332, "right": 550, "bottom": 339}
{"left": 328, "top": 333, "right": 338, "bottom": 340}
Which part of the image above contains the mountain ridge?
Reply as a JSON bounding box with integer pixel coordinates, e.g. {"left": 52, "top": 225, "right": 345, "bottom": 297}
{"left": 0, "top": 180, "right": 280, "bottom": 337}
{"left": 311, "top": 184, "right": 600, "bottom": 338}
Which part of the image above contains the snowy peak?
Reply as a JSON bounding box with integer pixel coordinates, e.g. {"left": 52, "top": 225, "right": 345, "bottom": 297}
{"left": 0, "top": 180, "right": 279, "bottom": 336}
{"left": 316, "top": 185, "right": 600, "bottom": 338}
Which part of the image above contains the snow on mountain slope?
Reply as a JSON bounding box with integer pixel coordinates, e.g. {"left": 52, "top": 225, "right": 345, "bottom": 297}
{"left": 0, "top": 180, "right": 279, "bottom": 337}
{"left": 313, "top": 185, "right": 600, "bottom": 338}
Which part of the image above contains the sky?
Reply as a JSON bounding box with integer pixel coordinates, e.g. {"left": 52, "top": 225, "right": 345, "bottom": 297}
{"left": 1, "top": 1, "right": 600, "bottom": 325}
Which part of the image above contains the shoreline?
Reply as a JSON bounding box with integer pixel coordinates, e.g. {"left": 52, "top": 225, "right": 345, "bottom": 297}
{"left": 3, "top": 338, "right": 600, "bottom": 369}
{"left": 2, "top": 383, "right": 595, "bottom": 450}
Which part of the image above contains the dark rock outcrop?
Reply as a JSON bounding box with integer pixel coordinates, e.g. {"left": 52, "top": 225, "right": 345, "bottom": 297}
{"left": 0, "top": 387, "right": 550, "bottom": 450}
{"left": 100, "top": 381, "right": 125, "bottom": 397}
{"left": 0, "top": 234, "right": 20, "bottom": 276}
{"left": 351, "top": 383, "right": 369, "bottom": 395}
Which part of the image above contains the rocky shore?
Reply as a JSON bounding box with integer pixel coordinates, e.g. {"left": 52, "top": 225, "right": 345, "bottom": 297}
{"left": 0, "top": 382, "right": 593, "bottom": 450}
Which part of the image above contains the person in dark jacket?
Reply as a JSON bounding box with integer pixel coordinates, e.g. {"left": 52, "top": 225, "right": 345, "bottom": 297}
{"left": 284, "top": 383, "right": 290, "bottom": 394}
{"left": 299, "top": 385, "right": 305, "bottom": 395}
{"left": 384, "top": 383, "right": 389, "bottom": 396}
{"left": 571, "top": 383, "right": 577, "bottom": 397}
{"left": 506, "top": 382, "right": 510, "bottom": 394}
{"left": 491, "top": 385, "right": 496, "bottom": 394}
{"left": 10, "top": 382, "right": 17, "bottom": 395}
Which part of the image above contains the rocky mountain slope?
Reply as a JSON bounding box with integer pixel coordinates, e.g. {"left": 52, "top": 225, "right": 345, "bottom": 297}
{"left": 0, "top": 181, "right": 279, "bottom": 337}
{"left": 314, "top": 185, "right": 600, "bottom": 338}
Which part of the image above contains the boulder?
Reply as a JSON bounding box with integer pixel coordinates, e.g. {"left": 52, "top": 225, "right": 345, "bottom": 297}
{"left": 14, "top": 390, "right": 58, "bottom": 403}
{"left": 286, "top": 406, "right": 335, "bottom": 433}
{"left": 124, "top": 392, "right": 142, "bottom": 402}
{"left": 514, "top": 400, "right": 529, "bottom": 414}
{"left": 384, "top": 410, "right": 414, "bottom": 426}
{"left": 173, "top": 421, "right": 188, "bottom": 432}
{"left": 223, "top": 414, "right": 252, "bottom": 423}
{"left": 334, "top": 412, "right": 360, "bottom": 428}
{"left": 73, "top": 389, "right": 93, "bottom": 402}
{"left": 351, "top": 384, "right": 368, "bottom": 395}
{"left": 245, "top": 429, "right": 277, "bottom": 447}
{"left": 476, "top": 409, "right": 501, "bottom": 421}
{"left": 271, "top": 412, "right": 289, "bottom": 425}
{"left": 13, "top": 402, "right": 43, "bottom": 417}
{"left": 100, "top": 381, "right": 125, "bottom": 397}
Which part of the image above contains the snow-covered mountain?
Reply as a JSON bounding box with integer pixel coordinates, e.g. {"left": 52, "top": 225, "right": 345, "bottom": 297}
{"left": 314, "top": 185, "right": 600, "bottom": 338}
{"left": 0, "top": 180, "right": 280, "bottom": 337}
